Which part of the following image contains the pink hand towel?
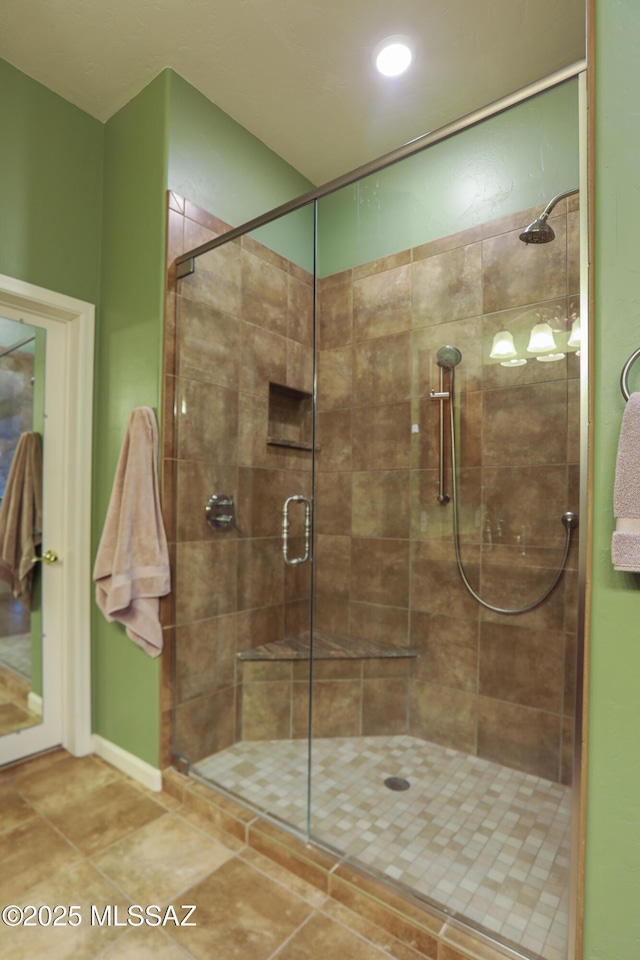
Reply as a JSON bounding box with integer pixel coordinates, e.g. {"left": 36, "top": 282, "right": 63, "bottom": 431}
{"left": 612, "top": 392, "right": 640, "bottom": 572}
{"left": 93, "top": 407, "right": 170, "bottom": 656}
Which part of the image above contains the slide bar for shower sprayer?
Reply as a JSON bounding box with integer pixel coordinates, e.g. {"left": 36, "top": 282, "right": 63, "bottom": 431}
{"left": 175, "top": 60, "right": 586, "bottom": 278}
{"left": 430, "top": 368, "right": 451, "bottom": 505}
{"left": 431, "top": 345, "right": 463, "bottom": 504}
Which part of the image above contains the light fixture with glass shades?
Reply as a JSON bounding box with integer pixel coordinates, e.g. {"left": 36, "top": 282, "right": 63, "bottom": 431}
{"left": 489, "top": 330, "right": 527, "bottom": 367}
{"left": 527, "top": 314, "right": 577, "bottom": 362}
{"left": 527, "top": 321, "right": 559, "bottom": 356}
{"left": 537, "top": 351, "right": 566, "bottom": 362}
{"left": 488, "top": 310, "right": 581, "bottom": 368}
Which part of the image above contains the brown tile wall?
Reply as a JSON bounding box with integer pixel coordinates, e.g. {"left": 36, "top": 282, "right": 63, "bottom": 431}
{"left": 162, "top": 193, "right": 314, "bottom": 764}
{"left": 163, "top": 191, "right": 580, "bottom": 785}
{"left": 315, "top": 196, "right": 581, "bottom": 784}
{"left": 240, "top": 656, "right": 410, "bottom": 741}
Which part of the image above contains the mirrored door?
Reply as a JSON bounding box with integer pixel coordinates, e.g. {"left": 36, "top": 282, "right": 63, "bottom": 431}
{"left": 0, "top": 302, "right": 66, "bottom": 765}
{"left": 0, "top": 317, "right": 45, "bottom": 737}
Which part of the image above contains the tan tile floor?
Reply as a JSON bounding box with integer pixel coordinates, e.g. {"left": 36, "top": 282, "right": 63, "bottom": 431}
{"left": 0, "top": 748, "right": 436, "bottom": 960}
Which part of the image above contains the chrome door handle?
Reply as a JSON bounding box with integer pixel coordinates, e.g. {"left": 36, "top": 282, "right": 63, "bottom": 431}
{"left": 31, "top": 549, "right": 59, "bottom": 565}
{"left": 282, "top": 495, "right": 311, "bottom": 566}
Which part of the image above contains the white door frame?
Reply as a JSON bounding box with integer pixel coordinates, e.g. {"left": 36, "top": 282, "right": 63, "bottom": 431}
{"left": 0, "top": 272, "right": 94, "bottom": 759}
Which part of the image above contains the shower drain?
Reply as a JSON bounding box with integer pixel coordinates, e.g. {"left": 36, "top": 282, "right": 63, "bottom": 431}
{"left": 384, "top": 776, "right": 410, "bottom": 792}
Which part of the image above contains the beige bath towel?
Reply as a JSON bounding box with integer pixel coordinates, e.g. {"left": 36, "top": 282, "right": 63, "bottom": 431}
{"left": 612, "top": 392, "right": 640, "bottom": 571}
{"left": 0, "top": 432, "right": 42, "bottom": 607}
{"left": 93, "top": 407, "right": 170, "bottom": 657}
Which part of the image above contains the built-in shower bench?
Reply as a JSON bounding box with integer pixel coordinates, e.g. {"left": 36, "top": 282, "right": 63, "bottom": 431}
{"left": 237, "top": 629, "right": 418, "bottom": 662}
{"left": 236, "top": 630, "right": 418, "bottom": 742}
{"left": 236, "top": 630, "right": 418, "bottom": 740}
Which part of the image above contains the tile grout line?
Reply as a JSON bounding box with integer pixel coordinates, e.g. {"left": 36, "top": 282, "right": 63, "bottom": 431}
{"left": 236, "top": 849, "right": 329, "bottom": 909}
{"left": 317, "top": 900, "right": 425, "bottom": 960}
{"left": 264, "top": 910, "right": 318, "bottom": 960}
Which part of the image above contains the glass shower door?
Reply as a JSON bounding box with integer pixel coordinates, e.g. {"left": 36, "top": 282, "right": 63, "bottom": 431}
{"left": 173, "top": 204, "right": 317, "bottom": 834}
{"left": 310, "top": 181, "right": 418, "bottom": 867}
{"left": 170, "top": 75, "right": 583, "bottom": 960}
{"left": 308, "top": 80, "right": 582, "bottom": 960}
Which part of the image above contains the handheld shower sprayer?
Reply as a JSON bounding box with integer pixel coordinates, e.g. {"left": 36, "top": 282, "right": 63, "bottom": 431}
{"left": 430, "top": 344, "right": 578, "bottom": 614}
{"left": 436, "top": 345, "right": 462, "bottom": 369}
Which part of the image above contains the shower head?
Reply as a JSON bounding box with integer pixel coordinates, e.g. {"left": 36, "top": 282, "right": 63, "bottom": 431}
{"left": 518, "top": 186, "right": 579, "bottom": 244}
{"left": 436, "top": 345, "right": 462, "bottom": 369}
{"left": 519, "top": 216, "right": 556, "bottom": 244}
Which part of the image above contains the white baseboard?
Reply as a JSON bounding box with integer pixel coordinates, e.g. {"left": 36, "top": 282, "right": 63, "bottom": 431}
{"left": 27, "top": 691, "right": 43, "bottom": 716}
{"left": 92, "top": 734, "right": 162, "bottom": 792}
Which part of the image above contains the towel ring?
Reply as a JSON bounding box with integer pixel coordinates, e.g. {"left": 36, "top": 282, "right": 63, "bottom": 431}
{"left": 621, "top": 347, "right": 640, "bottom": 401}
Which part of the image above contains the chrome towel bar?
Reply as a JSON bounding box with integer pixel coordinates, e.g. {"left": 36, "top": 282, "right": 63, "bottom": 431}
{"left": 621, "top": 347, "right": 640, "bottom": 401}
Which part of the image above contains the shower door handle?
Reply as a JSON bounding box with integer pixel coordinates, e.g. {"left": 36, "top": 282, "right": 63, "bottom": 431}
{"left": 282, "top": 495, "right": 311, "bottom": 566}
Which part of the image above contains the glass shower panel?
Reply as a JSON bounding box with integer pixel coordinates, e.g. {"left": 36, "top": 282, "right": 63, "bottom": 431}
{"left": 172, "top": 204, "right": 316, "bottom": 832}
{"left": 168, "top": 75, "right": 583, "bottom": 960}
{"left": 310, "top": 79, "right": 581, "bottom": 960}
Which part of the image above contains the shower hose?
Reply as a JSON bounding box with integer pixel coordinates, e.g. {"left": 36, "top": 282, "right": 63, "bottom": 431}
{"left": 446, "top": 368, "right": 577, "bottom": 615}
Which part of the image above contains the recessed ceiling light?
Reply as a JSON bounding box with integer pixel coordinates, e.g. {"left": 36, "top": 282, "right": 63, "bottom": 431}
{"left": 374, "top": 36, "right": 413, "bottom": 77}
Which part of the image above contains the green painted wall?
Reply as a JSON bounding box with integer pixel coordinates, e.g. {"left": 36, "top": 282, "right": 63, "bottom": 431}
{"left": 91, "top": 72, "right": 170, "bottom": 766}
{"left": 0, "top": 59, "right": 103, "bottom": 301}
{"left": 0, "top": 59, "right": 102, "bottom": 714}
{"left": 91, "top": 69, "right": 315, "bottom": 767}
{"left": 583, "top": 3, "right": 640, "bottom": 957}
{"left": 317, "top": 80, "right": 579, "bottom": 276}
{"left": 166, "top": 71, "right": 314, "bottom": 269}
{"left": 0, "top": 57, "right": 163, "bottom": 764}
{"left": 167, "top": 75, "right": 578, "bottom": 281}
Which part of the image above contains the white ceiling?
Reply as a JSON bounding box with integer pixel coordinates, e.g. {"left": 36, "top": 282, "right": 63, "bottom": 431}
{"left": 0, "top": 0, "right": 585, "bottom": 184}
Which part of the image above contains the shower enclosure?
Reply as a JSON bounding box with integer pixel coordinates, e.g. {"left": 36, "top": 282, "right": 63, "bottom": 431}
{"left": 165, "top": 70, "right": 585, "bottom": 960}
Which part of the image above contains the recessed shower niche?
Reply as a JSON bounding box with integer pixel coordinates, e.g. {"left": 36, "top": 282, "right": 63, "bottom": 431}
{"left": 164, "top": 73, "right": 586, "bottom": 960}
{"left": 267, "top": 381, "right": 313, "bottom": 450}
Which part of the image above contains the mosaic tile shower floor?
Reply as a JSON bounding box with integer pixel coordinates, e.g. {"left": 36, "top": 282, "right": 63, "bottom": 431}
{"left": 193, "top": 735, "right": 570, "bottom": 960}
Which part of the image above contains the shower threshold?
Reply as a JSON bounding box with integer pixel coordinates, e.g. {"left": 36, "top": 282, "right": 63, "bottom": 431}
{"left": 192, "top": 735, "right": 570, "bottom": 960}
